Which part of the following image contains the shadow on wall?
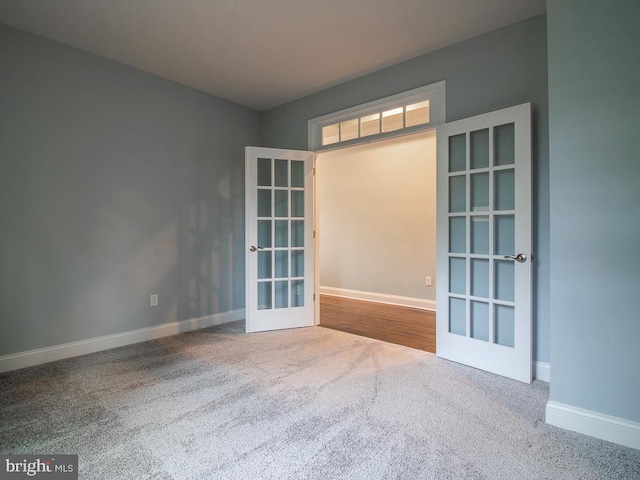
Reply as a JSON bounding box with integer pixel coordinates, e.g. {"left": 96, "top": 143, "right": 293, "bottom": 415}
{"left": 62, "top": 150, "right": 244, "bottom": 338}
{"left": 0, "top": 23, "right": 257, "bottom": 357}
{"left": 177, "top": 154, "right": 244, "bottom": 326}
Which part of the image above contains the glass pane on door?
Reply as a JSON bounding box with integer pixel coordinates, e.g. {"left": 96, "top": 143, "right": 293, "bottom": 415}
{"left": 275, "top": 251, "right": 288, "bottom": 278}
{"left": 275, "top": 281, "right": 288, "bottom": 309}
{"left": 471, "top": 259, "right": 489, "bottom": 298}
{"left": 471, "top": 301, "right": 489, "bottom": 341}
{"left": 258, "top": 158, "right": 271, "bottom": 186}
{"left": 471, "top": 173, "right": 489, "bottom": 211}
{"left": 253, "top": 156, "right": 306, "bottom": 312}
{"left": 495, "top": 260, "right": 514, "bottom": 302}
{"left": 291, "top": 221, "right": 304, "bottom": 247}
{"left": 291, "top": 250, "right": 304, "bottom": 278}
{"left": 291, "top": 161, "right": 304, "bottom": 188}
{"left": 258, "top": 282, "right": 272, "bottom": 310}
{"left": 275, "top": 190, "right": 288, "bottom": 217}
{"left": 471, "top": 216, "right": 489, "bottom": 254}
{"left": 449, "top": 298, "right": 466, "bottom": 336}
{"left": 258, "top": 190, "right": 271, "bottom": 217}
{"left": 470, "top": 129, "right": 489, "bottom": 169}
{"left": 495, "top": 305, "right": 515, "bottom": 347}
{"left": 495, "top": 215, "right": 515, "bottom": 255}
{"left": 291, "top": 280, "right": 304, "bottom": 307}
{"left": 275, "top": 220, "right": 288, "bottom": 247}
{"left": 449, "top": 134, "right": 466, "bottom": 172}
{"left": 449, "top": 257, "right": 466, "bottom": 295}
{"left": 258, "top": 251, "right": 272, "bottom": 279}
{"left": 258, "top": 220, "right": 272, "bottom": 248}
{"left": 494, "top": 123, "right": 515, "bottom": 166}
{"left": 449, "top": 217, "right": 466, "bottom": 253}
{"left": 274, "top": 159, "right": 288, "bottom": 187}
{"left": 449, "top": 176, "right": 466, "bottom": 212}
{"left": 495, "top": 169, "right": 515, "bottom": 210}
{"left": 291, "top": 191, "right": 304, "bottom": 217}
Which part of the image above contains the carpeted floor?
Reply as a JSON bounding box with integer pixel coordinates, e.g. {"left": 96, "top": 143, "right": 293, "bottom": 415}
{"left": 1, "top": 320, "right": 639, "bottom": 479}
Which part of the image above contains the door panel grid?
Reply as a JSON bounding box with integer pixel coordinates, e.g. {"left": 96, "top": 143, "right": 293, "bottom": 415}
{"left": 437, "top": 103, "right": 532, "bottom": 383}
{"left": 445, "top": 123, "right": 516, "bottom": 345}
{"left": 257, "top": 157, "right": 305, "bottom": 310}
{"left": 246, "top": 147, "right": 314, "bottom": 333}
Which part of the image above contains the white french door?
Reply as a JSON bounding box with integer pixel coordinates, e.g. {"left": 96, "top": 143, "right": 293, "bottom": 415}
{"left": 436, "top": 103, "right": 532, "bottom": 383}
{"left": 245, "top": 147, "right": 315, "bottom": 333}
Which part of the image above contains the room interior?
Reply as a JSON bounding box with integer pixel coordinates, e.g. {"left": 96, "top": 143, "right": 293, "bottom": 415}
{"left": 317, "top": 132, "right": 437, "bottom": 350}
{"left": 1, "top": 0, "right": 639, "bottom": 476}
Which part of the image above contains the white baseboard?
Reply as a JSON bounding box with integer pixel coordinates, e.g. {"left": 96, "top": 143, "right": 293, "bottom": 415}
{"left": 319, "top": 286, "right": 436, "bottom": 311}
{"left": 534, "top": 361, "right": 550, "bottom": 382}
{"left": 0, "top": 309, "right": 245, "bottom": 374}
{"left": 546, "top": 401, "right": 640, "bottom": 450}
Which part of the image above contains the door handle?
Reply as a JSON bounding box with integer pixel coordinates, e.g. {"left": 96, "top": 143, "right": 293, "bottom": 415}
{"left": 504, "top": 253, "right": 527, "bottom": 263}
{"left": 249, "top": 245, "right": 264, "bottom": 252}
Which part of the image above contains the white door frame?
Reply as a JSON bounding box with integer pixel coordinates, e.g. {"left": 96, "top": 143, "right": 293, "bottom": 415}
{"left": 311, "top": 129, "right": 438, "bottom": 326}
{"left": 313, "top": 153, "right": 320, "bottom": 327}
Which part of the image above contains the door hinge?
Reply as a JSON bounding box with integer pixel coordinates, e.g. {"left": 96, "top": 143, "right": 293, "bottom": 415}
{"left": 313, "top": 294, "right": 316, "bottom": 301}
{"left": 313, "top": 230, "right": 316, "bottom": 238}
{"left": 313, "top": 167, "right": 316, "bottom": 175}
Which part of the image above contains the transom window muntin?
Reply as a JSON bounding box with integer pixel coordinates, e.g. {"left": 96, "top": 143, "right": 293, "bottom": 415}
{"left": 309, "top": 81, "right": 445, "bottom": 151}
{"left": 321, "top": 100, "right": 431, "bottom": 146}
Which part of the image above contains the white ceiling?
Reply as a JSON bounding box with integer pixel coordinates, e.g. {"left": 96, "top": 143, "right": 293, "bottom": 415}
{"left": 0, "top": 0, "right": 546, "bottom": 111}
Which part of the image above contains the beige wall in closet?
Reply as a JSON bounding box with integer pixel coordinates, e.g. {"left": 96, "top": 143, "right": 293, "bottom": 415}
{"left": 317, "top": 130, "right": 436, "bottom": 302}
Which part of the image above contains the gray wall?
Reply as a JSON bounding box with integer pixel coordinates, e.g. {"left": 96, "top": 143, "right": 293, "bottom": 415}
{"left": 547, "top": 1, "right": 640, "bottom": 421}
{"left": 0, "top": 24, "right": 260, "bottom": 356}
{"left": 261, "top": 15, "right": 550, "bottom": 363}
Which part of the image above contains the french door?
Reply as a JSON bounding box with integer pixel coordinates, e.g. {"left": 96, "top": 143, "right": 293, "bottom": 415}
{"left": 245, "top": 147, "right": 315, "bottom": 333}
{"left": 436, "top": 103, "right": 532, "bottom": 383}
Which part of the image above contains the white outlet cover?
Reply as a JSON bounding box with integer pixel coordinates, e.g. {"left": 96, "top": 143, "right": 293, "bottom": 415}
{"left": 150, "top": 294, "right": 159, "bottom": 306}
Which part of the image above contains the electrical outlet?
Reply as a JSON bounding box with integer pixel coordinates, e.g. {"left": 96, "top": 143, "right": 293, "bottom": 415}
{"left": 425, "top": 276, "right": 433, "bottom": 286}
{"left": 150, "top": 294, "right": 159, "bottom": 306}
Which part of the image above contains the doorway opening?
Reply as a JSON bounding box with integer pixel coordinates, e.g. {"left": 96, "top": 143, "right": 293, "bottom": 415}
{"left": 245, "top": 101, "right": 532, "bottom": 381}
{"left": 315, "top": 130, "right": 437, "bottom": 352}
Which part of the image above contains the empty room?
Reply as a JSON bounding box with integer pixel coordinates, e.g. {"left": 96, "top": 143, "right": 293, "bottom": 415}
{"left": 1, "top": 1, "right": 639, "bottom": 478}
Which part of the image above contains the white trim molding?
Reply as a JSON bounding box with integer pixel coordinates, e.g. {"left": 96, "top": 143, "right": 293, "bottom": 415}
{"left": 546, "top": 401, "right": 640, "bottom": 450}
{"left": 0, "top": 309, "right": 245, "bottom": 373}
{"left": 534, "top": 361, "right": 550, "bottom": 382}
{"left": 319, "top": 286, "right": 436, "bottom": 311}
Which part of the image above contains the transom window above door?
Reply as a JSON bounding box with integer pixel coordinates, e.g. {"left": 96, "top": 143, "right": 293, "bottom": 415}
{"left": 309, "top": 81, "right": 445, "bottom": 151}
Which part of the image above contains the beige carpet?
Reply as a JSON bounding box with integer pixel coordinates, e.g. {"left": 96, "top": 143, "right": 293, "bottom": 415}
{"left": 1, "top": 320, "right": 639, "bottom": 479}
